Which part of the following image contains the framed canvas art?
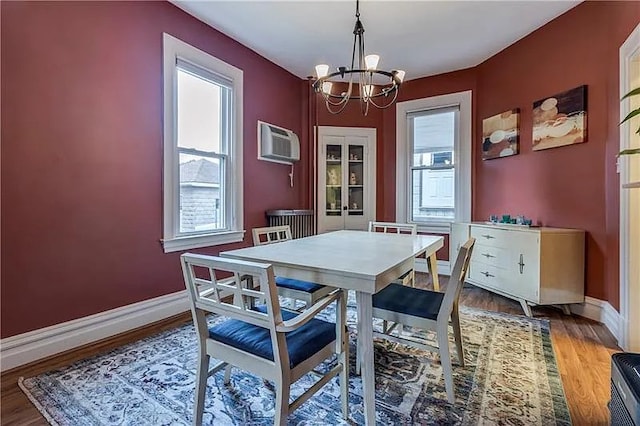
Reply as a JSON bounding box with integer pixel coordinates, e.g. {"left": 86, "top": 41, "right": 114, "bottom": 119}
{"left": 532, "top": 85, "right": 587, "bottom": 151}
{"left": 481, "top": 108, "right": 519, "bottom": 160}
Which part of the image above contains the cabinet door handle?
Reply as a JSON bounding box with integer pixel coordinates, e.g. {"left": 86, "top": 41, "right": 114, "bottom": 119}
{"left": 482, "top": 253, "right": 495, "bottom": 259}
{"left": 482, "top": 271, "right": 494, "bottom": 278}
{"left": 482, "top": 234, "right": 495, "bottom": 239}
{"left": 518, "top": 254, "right": 525, "bottom": 274}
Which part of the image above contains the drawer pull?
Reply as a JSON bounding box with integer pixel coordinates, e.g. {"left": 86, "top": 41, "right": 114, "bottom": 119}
{"left": 518, "top": 254, "right": 525, "bottom": 274}
{"left": 482, "top": 234, "right": 495, "bottom": 239}
{"left": 482, "top": 271, "right": 495, "bottom": 278}
{"left": 482, "top": 253, "right": 496, "bottom": 259}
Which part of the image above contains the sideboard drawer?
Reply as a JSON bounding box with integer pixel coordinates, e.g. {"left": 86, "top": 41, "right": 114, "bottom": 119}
{"left": 470, "top": 226, "right": 510, "bottom": 248}
{"left": 472, "top": 243, "right": 510, "bottom": 269}
{"left": 469, "top": 261, "right": 507, "bottom": 292}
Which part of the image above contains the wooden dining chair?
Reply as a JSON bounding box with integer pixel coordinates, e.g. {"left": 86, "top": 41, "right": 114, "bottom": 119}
{"left": 252, "top": 225, "right": 333, "bottom": 309}
{"left": 181, "top": 253, "right": 349, "bottom": 426}
{"left": 368, "top": 221, "right": 418, "bottom": 286}
{"left": 370, "top": 238, "right": 475, "bottom": 403}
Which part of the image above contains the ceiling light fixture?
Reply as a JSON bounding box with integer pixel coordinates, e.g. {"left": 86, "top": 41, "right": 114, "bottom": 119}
{"left": 312, "top": 0, "right": 405, "bottom": 116}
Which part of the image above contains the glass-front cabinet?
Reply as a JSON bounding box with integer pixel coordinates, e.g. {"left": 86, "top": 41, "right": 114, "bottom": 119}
{"left": 318, "top": 132, "right": 375, "bottom": 233}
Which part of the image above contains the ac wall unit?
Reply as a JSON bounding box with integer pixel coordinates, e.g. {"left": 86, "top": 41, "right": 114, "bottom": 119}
{"left": 258, "top": 121, "right": 300, "bottom": 164}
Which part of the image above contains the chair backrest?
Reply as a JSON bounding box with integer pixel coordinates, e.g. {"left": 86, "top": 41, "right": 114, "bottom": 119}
{"left": 181, "top": 253, "right": 283, "bottom": 330}
{"left": 437, "top": 238, "right": 475, "bottom": 323}
{"left": 368, "top": 221, "right": 417, "bottom": 235}
{"left": 252, "top": 225, "right": 292, "bottom": 246}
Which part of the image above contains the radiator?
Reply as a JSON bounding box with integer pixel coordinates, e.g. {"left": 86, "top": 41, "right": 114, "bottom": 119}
{"left": 266, "top": 209, "right": 315, "bottom": 239}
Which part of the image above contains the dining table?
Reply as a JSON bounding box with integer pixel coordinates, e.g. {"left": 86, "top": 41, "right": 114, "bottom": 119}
{"left": 220, "top": 229, "right": 444, "bottom": 425}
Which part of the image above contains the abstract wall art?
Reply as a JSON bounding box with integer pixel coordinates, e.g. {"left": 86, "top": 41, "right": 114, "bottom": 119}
{"left": 481, "top": 108, "right": 520, "bottom": 160}
{"left": 532, "top": 85, "right": 587, "bottom": 151}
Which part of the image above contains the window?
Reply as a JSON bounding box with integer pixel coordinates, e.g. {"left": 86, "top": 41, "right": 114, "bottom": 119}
{"left": 396, "top": 91, "right": 471, "bottom": 233}
{"left": 162, "top": 34, "right": 244, "bottom": 252}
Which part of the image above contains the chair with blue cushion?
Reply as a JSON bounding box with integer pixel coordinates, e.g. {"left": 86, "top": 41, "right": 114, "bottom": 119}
{"left": 371, "top": 237, "right": 475, "bottom": 403}
{"left": 252, "top": 225, "right": 333, "bottom": 309}
{"left": 181, "top": 253, "right": 349, "bottom": 425}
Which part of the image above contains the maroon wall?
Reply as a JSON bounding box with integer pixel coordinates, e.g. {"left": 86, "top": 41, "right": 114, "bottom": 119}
{"left": 3, "top": 1, "right": 637, "bottom": 339}
{"left": 475, "top": 1, "right": 639, "bottom": 308}
{"left": 1, "top": 1, "right": 305, "bottom": 338}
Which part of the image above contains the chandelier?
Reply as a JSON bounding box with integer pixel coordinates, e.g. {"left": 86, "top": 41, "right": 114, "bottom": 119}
{"left": 312, "top": 0, "right": 405, "bottom": 116}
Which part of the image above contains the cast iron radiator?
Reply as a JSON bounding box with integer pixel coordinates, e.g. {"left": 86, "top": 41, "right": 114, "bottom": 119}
{"left": 266, "top": 209, "right": 315, "bottom": 239}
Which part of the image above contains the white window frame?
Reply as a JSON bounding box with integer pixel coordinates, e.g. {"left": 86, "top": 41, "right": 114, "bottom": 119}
{"left": 396, "top": 91, "right": 472, "bottom": 234}
{"left": 162, "top": 33, "right": 244, "bottom": 253}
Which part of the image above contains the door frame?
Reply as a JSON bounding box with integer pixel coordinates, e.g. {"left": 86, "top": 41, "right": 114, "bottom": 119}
{"left": 619, "top": 23, "right": 640, "bottom": 351}
{"left": 316, "top": 126, "right": 377, "bottom": 233}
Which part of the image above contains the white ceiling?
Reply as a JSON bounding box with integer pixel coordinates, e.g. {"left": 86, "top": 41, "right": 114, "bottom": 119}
{"left": 171, "top": 0, "right": 581, "bottom": 81}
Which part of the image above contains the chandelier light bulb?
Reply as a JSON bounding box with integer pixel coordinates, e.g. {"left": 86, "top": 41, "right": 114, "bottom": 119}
{"left": 322, "top": 81, "right": 333, "bottom": 95}
{"left": 362, "top": 84, "right": 374, "bottom": 99}
{"left": 315, "top": 64, "right": 330, "bottom": 78}
{"left": 394, "top": 70, "right": 406, "bottom": 83}
{"left": 364, "top": 54, "right": 380, "bottom": 71}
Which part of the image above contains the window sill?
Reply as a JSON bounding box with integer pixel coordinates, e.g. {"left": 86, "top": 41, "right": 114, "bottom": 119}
{"left": 415, "top": 223, "right": 452, "bottom": 235}
{"left": 162, "top": 230, "right": 245, "bottom": 253}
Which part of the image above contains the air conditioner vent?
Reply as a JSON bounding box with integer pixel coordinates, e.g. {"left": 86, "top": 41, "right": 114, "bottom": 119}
{"left": 258, "top": 121, "right": 300, "bottom": 164}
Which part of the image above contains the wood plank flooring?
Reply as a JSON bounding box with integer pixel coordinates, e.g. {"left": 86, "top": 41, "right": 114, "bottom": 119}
{"left": 1, "top": 274, "right": 620, "bottom": 425}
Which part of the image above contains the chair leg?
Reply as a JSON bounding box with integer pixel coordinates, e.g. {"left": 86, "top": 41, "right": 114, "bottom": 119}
{"left": 223, "top": 364, "right": 232, "bottom": 385}
{"left": 337, "top": 292, "right": 349, "bottom": 419}
{"left": 451, "top": 307, "right": 465, "bottom": 367}
{"left": 194, "top": 347, "right": 210, "bottom": 426}
{"left": 437, "top": 324, "right": 455, "bottom": 404}
{"left": 355, "top": 336, "right": 361, "bottom": 375}
{"left": 274, "top": 379, "right": 290, "bottom": 426}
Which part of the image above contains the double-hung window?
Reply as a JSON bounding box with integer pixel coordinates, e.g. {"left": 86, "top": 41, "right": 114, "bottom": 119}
{"left": 396, "top": 91, "right": 471, "bottom": 234}
{"left": 162, "top": 34, "right": 244, "bottom": 252}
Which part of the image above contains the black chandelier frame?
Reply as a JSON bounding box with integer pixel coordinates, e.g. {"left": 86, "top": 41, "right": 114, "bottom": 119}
{"left": 311, "top": 0, "right": 403, "bottom": 115}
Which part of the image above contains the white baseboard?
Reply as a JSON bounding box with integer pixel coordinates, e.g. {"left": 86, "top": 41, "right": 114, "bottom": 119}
{"left": 570, "top": 296, "right": 621, "bottom": 344}
{"left": 0, "top": 290, "right": 190, "bottom": 372}
{"left": 415, "top": 259, "right": 450, "bottom": 276}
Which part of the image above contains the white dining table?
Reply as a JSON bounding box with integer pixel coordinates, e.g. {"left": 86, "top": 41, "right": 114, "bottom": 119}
{"left": 220, "top": 229, "right": 444, "bottom": 425}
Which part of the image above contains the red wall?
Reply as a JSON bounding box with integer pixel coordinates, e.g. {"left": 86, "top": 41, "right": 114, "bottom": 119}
{"left": 2, "top": 1, "right": 637, "bottom": 338}
{"left": 475, "top": 1, "right": 639, "bottom": 308}
{"left": 1, "top": 2, "right": 304, "bottom": 338}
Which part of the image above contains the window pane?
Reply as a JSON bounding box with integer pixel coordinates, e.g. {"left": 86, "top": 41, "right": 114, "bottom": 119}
{"left": 177, "top": 68, "right": 223, "bottom": 153}
{"left": 411, "top": 168, "right": 455, "bottom": 222}
{"left": 179, "top": 153, "right": 224, "bottom": 232}
{"left": 411, "top": 111, "right": 455, "bottom": 166}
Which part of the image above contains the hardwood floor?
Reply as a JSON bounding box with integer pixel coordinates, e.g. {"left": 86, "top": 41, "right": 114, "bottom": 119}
{"left": 1, "top": 274, "right": 620, "bottom": 425}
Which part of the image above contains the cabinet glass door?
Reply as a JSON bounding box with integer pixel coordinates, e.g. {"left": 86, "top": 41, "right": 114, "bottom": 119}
{"left": 347, "top": 145, "right": 364, "bottom": 216}
{"left": 325, "top": 144, "right": 342, "bottom": 217}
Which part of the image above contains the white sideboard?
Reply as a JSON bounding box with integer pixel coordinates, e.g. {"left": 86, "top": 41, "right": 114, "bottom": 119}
{"left": 450, "top": 222, "right": 585, "bottom": 316}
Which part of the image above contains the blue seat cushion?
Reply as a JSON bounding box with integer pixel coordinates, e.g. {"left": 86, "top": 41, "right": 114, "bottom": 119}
{"left": 275, "top": 276, "right": 324, "bottom": 294}
{"left": 372, "top": 283, "right": 444, "bottom": 321}
{"left": 208, "top": 306, "right": 335, "bottom": 368}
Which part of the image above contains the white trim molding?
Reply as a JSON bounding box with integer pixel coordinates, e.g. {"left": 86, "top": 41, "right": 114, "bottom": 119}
{"left": 569, "top": 296, "right": 621, "bottom": 344}
{"left": 619, "top": 23, "right": 640, "bottom": 352}
{"left": 0, "top": 291, "right": 190, "bottom": 372}
{"left": 162, "top": 33, "right": 244, "bottom": 252}
{"left": 395, "top": 91, "right": 472, "bottom": 234}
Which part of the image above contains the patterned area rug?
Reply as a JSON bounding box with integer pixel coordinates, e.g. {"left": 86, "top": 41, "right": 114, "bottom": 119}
{"left": 20, "top": 298, "right": 571, "bottom": 425}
